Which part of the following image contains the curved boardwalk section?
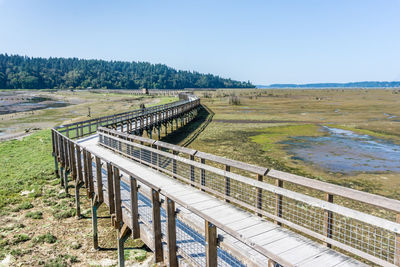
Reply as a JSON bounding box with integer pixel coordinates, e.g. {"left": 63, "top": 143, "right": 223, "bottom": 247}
{"left": 52, "top": 93, "right": 400, "bottom": 267}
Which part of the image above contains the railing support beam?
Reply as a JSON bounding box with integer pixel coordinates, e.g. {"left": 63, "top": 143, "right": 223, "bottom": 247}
{"left": 152, "top": 189, "right": 163, "bottom": 263}
{"left": 205, "top": 220, "right": 217, "bottom": 267}
{"left": 117, "top": 224, "right": 131, "bottom": 267}
{"left": 91, "top": 196, "right": 101, "bottom": 250}
{"left": 324, "top": 193, "right": 334, "bottom": 248}
{"left": 166, "top": 197, "right": 177, "bottom": 267}
{"left": 75, "top": 180, "right": 84, "bottom": 218}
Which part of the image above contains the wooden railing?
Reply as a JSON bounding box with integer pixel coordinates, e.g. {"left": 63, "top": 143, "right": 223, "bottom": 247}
{"left": 98, "top": 127, "right": 400, "bottom": 267}
{"left": 54, "top": 93, "right": 200, "bottom": 139}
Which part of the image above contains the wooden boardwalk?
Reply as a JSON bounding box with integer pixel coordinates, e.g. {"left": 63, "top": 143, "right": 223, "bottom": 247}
{"left": 52, "top": 93, "right": 400, "bottom": 267}
{"left": 77, "top": 133, "right": 366, "bottom": 266}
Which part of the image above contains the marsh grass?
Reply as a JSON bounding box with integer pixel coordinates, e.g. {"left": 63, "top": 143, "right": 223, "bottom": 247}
{"left": 190, "top": 89, "right": 400, "bottom": 200}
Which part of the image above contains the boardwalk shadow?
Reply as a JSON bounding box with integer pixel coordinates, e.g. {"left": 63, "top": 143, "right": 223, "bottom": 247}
{"left": 161, "top": 104, "right": 212, "bottom": 146}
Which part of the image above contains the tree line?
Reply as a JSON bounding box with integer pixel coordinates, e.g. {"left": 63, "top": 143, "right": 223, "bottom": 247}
{"left": 0, "top": 54, "right": 254, "bottom": 89}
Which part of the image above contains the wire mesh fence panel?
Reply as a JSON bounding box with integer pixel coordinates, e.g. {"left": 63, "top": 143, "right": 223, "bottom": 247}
{"left": 99, "top": 134, "right": 400, "bottom": 265}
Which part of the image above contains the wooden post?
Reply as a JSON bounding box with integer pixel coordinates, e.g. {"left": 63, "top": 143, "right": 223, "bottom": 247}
{"left": 75, "top": 181, "right": 83, "bottom": 218}
{"left": 130, "top": 176, "right": 140, "bottom": 239}
{"left": 83, "top": 149, "right": 88, "bottom": 188}
{"left": 106, "top": 163, "right": 115, "bottom": 215}
{"left": 52, "top": 131, "right": 59, "bottom": 178}
{"left": 201, "top": 159, "right": 206, "bottom": 191}
{"left": 323, "top": 193, "right": 334, "bottom": 248}
{"left": 65, "top": 138, "right": 70, "bottom": 171}
{"left": 59, "top": 138, "right": 65, "bottom": 186}
{"left": 95, "top": 156, "right": 104, "bottom": 203}
{"left": 54, "top": 156, "right": 59, "bottom": 178}
{"left": 395, "top": 214, "right": 400, "bottom": 266}
{"left": 91, "top": 197, "right": 101, "bottom": 250}
{"left": 225, "top": 165, "right": 231, "bottom": 203}
{"left": 166, "top": 197, "right": 177, "bottom": 267}
{"left": 63, "top": 141, "right": 69, "bottom": 194}
{"left": 87, "top": 152, "right": 94, "bottom": 197}
{"left": 117, "top": 224, "right": 131, "bottom": 267}
{"left": 76, "top": 146, "right": 83, "bottom": 182}
{"left": 69, "top": 141, "right": 76, "bottom": 182}
{"left": 156, "top": 145, "right": 160, "bottom": 168}
{"left": 172, "top": 151, "right": 177, "bottom": 179}
{"left": 75, "top": 125, "right": 79, "bottom": 138}
{"left": 152, "top": 189, "right": 163, "bottom": 263}
{"left": 275, "top": 179, "right": 283, "bottom": 225}
{"left": 113, "top": 167, "right": 122, "bottom": 228}
{"left": 190, "top": 155, "right": 195, "bottom": 186}
{"left": 205, "top": 220, "right": 218, "bottom": 267}
{"left": 256, "top": 174, "right": 263, "bottom": 217}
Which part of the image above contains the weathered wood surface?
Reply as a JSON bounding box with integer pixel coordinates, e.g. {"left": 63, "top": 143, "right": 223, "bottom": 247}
{"left": 78, "top": 135, "right": 366, "bottom": 267}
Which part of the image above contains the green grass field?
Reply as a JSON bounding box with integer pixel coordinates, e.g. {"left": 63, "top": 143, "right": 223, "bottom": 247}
{"left": 0, "top": 89, "right": 175, "bottom": 265}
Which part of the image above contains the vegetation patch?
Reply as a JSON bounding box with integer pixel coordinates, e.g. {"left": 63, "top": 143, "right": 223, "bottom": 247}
{"left": 25, "top": 211, "right": 43, "bottom": 219}
{"left": 40, "top": 254, "right": 78, "bottom": 266}
{"left": 52, "top": 199, "right": 76, "bottom": 219}
{"left": 125, "top": 249, "right": 147, "bottom": 262}
{"left": 250, "top": 124, "right": 323, "bottom": 152}
{"left": 12, "top": 234, "right": 30, "bottom": 244}
{"left": 32, "top": 233, "right": 57, "bottom": 244}
{"left": 12, "top": 202, "right": 34, "bottom": 212}
{"left": 52, "top": 208, "right": 76, "bottom": 219}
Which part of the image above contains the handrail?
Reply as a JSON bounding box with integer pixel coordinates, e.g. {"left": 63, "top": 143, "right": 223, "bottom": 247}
{"left": 98, "top": 127, "right": 400, "bottom": 213}
{"left": 54, "top": 93, "right": 200, "bottom": 139}
{"left": 98, "top": 128, "right": 400, "bottom": 266}
{"left": 99, "top": 131, "right": 400, "bottom": 234}
{"left": 98, "top": 127, "right": 268, "bottom": 177}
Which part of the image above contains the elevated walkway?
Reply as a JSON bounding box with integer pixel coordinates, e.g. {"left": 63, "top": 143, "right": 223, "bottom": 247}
{"left": 77, "top": 134, "right": 366, "bottom": 267}
{"left": 52, "top": 92, "right": 400, "bottom": 267}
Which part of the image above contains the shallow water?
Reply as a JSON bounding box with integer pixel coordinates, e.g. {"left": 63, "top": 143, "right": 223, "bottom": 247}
{"left": 0, "top": 96, "right": 69, "bottom": 115}
{"left": 281, "top": 126, "right": 400, "bottom": 174}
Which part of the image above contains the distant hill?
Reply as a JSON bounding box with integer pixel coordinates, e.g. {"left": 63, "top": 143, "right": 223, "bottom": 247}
{"left": 0, "top": 54, "right": 254, "bottom": 89}
{"left": 258, "top": 81, "right": 400, "bottom": 88}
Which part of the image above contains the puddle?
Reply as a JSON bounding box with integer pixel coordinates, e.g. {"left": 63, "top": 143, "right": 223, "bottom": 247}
{"left": 280, "top": 126, "right": 400, "bottom": 174}
{"left": 384, "top": 113, "right": 397, "bottom": 119}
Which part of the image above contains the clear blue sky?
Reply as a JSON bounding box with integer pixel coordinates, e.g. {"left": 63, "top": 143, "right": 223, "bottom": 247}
{"left": 0, "top": 0, "right": 399, "bottom": 85}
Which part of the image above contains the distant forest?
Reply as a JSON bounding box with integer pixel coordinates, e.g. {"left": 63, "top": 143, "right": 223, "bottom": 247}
{"left": 262, "top": 81, "right": 400, "bottom": 88}
{"left": 0, "top": 54, "right": 254, "bottom": 89}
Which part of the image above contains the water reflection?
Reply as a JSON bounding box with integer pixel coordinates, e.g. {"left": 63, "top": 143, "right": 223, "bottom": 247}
{"left": 281, "top": 126, "right": 400, "bottom": 173}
